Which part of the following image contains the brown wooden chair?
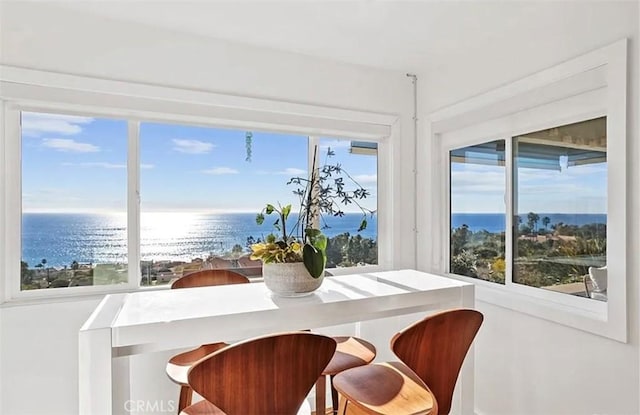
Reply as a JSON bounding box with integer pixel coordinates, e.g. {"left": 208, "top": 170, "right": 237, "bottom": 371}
{"left": 333, "top": 309, "right": 483, "bottom": 415}
{"left": 168, "top": 268, "right": 376, "bottom": 414}
{"left": 166, "top": 269, "right": 251, "bottom": 413}
{"left": 316, "top": 336, "right": 376, "bottom": 415}
{"left": 171, "top": 269, "right": 250, "bottom": 289}
{"left": 181, "top": 332, "right": 337, "bottom": 415}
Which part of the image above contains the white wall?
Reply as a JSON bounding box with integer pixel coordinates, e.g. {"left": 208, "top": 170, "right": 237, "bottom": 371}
{"left": 419, "top": 2, "right": 639, "bottom": 414}
{"left": 0, "top": 3, "right": 413, "bottom": 415}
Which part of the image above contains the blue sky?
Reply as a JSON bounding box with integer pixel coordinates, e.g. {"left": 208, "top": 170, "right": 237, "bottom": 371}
{"left": 21, "top": 111, "right": 377, "bottom": 213}
{"left": 451, "top": 144, "right": 607, "bottom": 214}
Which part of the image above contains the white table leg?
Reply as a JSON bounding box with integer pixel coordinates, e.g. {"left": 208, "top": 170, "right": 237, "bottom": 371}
{"left": 79, "top": 294, "right": 129, "bottom": 415}
{"left": 79, "top": 326, "right": 114, "bottom": 415}
{"left": 459, "top": 284, "right": 476, "bottom": 415}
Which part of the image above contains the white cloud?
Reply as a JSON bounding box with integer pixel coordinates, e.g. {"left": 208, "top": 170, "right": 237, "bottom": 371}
{"left": 172, "top": 139, "right": 215, "bottom": 154}
{"left": 63, "top": 162, "right": 125, "bottom": 169}
{"left": 319, "top": 140, "right": 351, "bottom": 150}
{"left": 202, "top": 167, "right": 239, "bottom": 175}
{"left": 22, "top": 112, "right": 94, "bottom": 137}
{"left": 42, "top": 138, "right": 99, "bottom": 153}
{"left": 62, "top": 162, "right": 154, "bottom": 170}
{"left": 276, "top": 168, "right": 306, "bottom": 175}
{"left": 352, "top": 174, "right": 377, "bottom": 184}
{"left": 451, "top": 168, "right": 504, "bottom": 194}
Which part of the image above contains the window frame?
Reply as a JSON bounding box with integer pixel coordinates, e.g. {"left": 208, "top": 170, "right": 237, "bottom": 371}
{"left": 420, "top": 39, "right": 628, "bottom": 342}
{"left": 0, "top": 68, "right": 395, "bottom": 303}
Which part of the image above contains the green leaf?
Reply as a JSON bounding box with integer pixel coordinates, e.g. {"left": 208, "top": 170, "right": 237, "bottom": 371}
{"left": 305, "top": 228, "right": 322, "bottom": 238}
{"left": 358, "top": 218, "right": 368, "bottom": 232}
{"left": 313, "top": 234, "right": 327, "bottom": 252}
{"left": 303, "top": 244, "right": 325, "bottom": 279}
{"left": 282, "top": 204, "right": 291, "bottom": 221}
{"left": 273, "top": 218, "right": 281, "bottom": 231}
{"left": 256, "top": 213, "right": 265, "bottom": 225}
{"left": 265, "top": 204, "right": 275, "bottom": 214}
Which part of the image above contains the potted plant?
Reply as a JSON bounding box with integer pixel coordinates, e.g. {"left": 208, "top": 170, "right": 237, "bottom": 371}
{"left": 250, "top": 145, "right": 373, "bottom": 296}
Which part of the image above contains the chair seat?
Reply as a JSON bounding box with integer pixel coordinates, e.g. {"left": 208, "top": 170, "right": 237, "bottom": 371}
{"left": 180, "top": 399, "right": 312, "bottom": 415}
{"left": 180, "top": 400, "right": 226, "bottom": 415}
{"left": 166, "top": 342, "right": 228, "bottom": 385}
{"left": 324, "top": 336, "right": 377, "bottom": 375}
{"left": 333, "top": 361, "right": 437, "bottom": 415}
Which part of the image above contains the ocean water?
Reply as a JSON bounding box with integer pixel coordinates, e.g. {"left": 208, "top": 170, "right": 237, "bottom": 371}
{"left": 21, "top": 212, "right": 377, "bottom": 268}
{"left": 22, "top": 212, "right": 606, "bottom": 268}
{"left": 451, "top": 213, "right": 607, "bottom": 234}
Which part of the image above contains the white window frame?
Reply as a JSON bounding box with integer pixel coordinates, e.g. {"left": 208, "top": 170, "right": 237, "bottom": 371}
{"left": 0, "top": 66, "right": 397, "bottom": 303}
{"left": 418, "top": 39, "right": 628, "bottom": 342}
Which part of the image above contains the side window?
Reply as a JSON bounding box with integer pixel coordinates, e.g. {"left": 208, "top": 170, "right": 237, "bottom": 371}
{"left": 448, "top": 117, "right": 607, "bottom": 301}
{"left": 449, "top": 140, "right": 506, "bottom": 283}
{"left": 21, "top": 111, "right": 128, "bottom": 290}
{"left": 318, "top": 138, "right": 378, "bottom": 267}
{"left": 513, "top": 117, "right": 607, "bottom": 300}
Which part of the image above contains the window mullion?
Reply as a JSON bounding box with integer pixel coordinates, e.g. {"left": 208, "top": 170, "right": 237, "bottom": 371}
{"left": 128, "top": 121, "right": 141, "bottom": 287}
{"left": 505, "top": 137, "right": 514, "bottom": 287}
{"left": 5, "top": 106, "right": 22, "bottom": 300}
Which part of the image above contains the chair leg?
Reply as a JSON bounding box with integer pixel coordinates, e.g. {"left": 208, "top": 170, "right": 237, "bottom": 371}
{"left": 315, "top": 375, "right": 326, "bottom": 415}
{"left": 336, "top": 393, "right": 348, "bottom": 415}
{"left": 177, "top": 385, "right": 192, "bottom": 413}
{"left": 330, "top": 374, "right": 339, "bottom": 415}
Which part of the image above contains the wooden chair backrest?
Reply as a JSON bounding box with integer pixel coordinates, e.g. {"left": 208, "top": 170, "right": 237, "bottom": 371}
{"left": 391, "top": 309, "right": 483, "bottom": 415}
{"left": 171, "top": 269, "right": 250, "bottom": 289}
{"left": 187, "top": 332, "right": 337, "bottom": 415}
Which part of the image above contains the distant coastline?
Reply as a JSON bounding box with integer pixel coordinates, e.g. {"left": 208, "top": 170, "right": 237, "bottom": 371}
{"left": 451, "top": 213, "right": 606, "bottom": 233}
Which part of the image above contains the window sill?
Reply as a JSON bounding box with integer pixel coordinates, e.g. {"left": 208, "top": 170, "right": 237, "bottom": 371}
{"left": 0, "top": 284, "right": 172, "bottom": 308}
{"left": 442, "top": 273, "right": 625, "bottom": 343}
{"left": 0, "top": 265, "right": 383, "bottom": 308}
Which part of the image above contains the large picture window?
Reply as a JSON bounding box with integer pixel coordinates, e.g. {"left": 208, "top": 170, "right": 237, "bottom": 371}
{"left": 19, "top": 111, "right": 380, "bottom": 290}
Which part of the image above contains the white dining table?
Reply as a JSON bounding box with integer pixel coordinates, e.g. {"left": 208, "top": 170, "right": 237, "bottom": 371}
{"left": 79, "top": 269, "right": 475, "bottom": 415}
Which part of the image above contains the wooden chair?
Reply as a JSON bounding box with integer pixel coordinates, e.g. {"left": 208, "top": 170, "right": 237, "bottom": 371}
{"left": 166, "top": 269, "right": 251, "bottom": 413}
{"left": 181, "top": 332, "right": 337, "bottom": 415}
{"left": 170, "top": 269, "right": 250, "bottom": 289}
{"left": 333, "top": 309, "right": 483, "bottom": 415}
{"left": 168, "top": 268, "right": 376, "bottom": 414}
{"left": 316, "top": 336, "right": 376, "bottom": 415}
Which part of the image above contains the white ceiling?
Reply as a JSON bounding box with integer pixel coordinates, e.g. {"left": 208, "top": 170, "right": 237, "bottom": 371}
{"left": 50, "top": 0, "right": 634, "bottom": 73}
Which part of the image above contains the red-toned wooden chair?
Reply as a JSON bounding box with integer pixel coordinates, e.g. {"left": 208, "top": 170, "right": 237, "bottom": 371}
{"left": 181, "top": 332, "right": 337, "bottom": 415}
{"left": 333, "top": 309, "right": 483, "bottom": 415}
{"left": 166, "top": 269, "right": 250, "bottom": 413}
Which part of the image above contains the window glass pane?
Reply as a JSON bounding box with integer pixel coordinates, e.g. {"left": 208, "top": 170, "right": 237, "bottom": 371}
{"left": 318, "top": 138, "right": 378, "bottom": 268}
{"left": 21, "top": 111, "right": 128, "bottom": 290}
{"left": 139, "top": 122, "right": 307, "bottom": 285}
{"left": 450, "top": 140, "right": 506, "bottom": 283}
{"left": 513, "top": 117, "right": 607, "bottom": 301}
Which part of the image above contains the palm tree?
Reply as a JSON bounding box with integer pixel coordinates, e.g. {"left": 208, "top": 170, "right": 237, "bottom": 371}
{"left": 526, "top": 212, "right": 539, "bottom": 235}
{"left": 542, "top": 216, "right": 551, "bottom": 231}
{"left": 41, "top": 258, "right": 50, "bottom": 283}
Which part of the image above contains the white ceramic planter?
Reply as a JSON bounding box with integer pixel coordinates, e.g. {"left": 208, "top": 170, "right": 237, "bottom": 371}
{"left": 262, "top": 262, "right": 324, "bottom": 297}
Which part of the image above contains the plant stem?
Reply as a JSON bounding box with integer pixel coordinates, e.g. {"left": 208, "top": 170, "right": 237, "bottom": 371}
{"left": 281, "top": 210, "right": 287, "bottom": 242}
{"left": 304, "top": 146, "right": 319, "bottom": 241}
